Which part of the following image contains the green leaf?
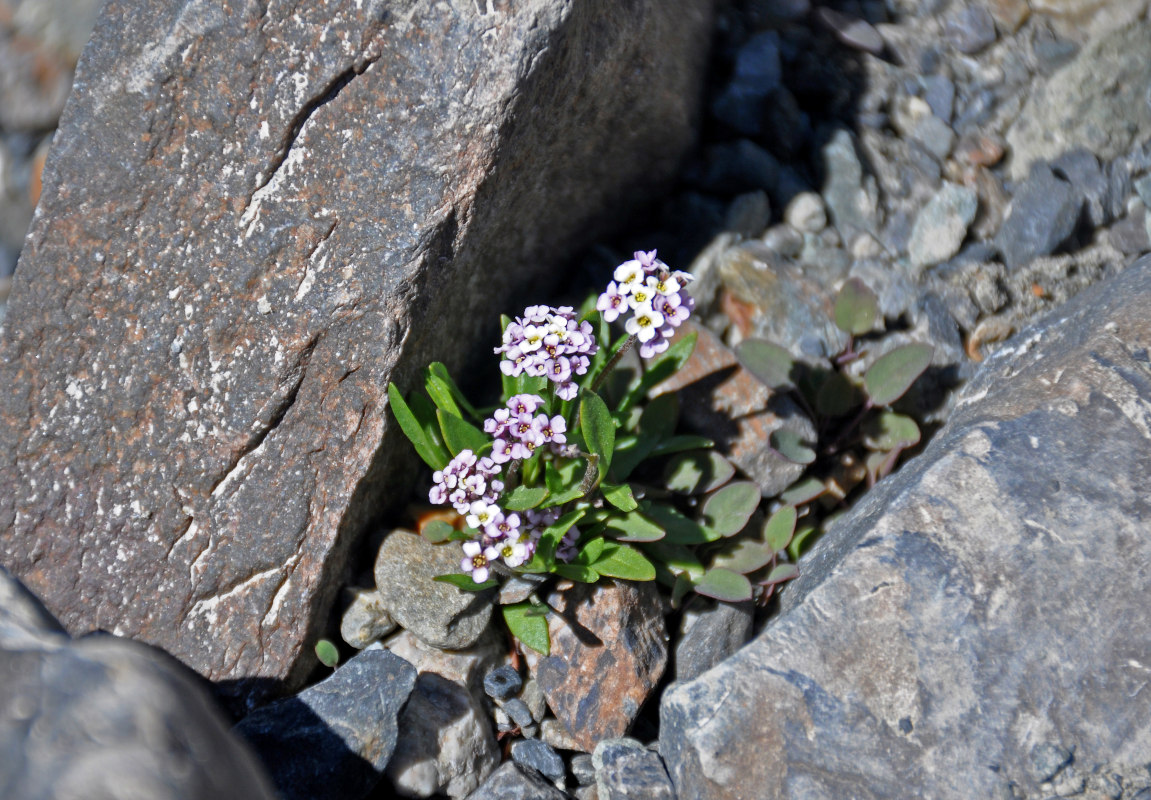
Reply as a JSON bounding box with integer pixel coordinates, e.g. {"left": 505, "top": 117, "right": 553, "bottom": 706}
{"left": 642, "top": 502, "right": 718, "bottom": 545}
{"left": 663, "top": 450, "right": 736, "bottom": 494}
{"left": 580, "top": 391, "right": 615, "bottom": 482}
{"left": 864, "top": 343, "right": 934, "bottom": 406}
{"left": 770, "top": 429, "right": 816, "bottom": 465}
{"left": 619, "top": 331, "right": 698, "bottom": 414}
{"left": 603, "top": 510, "right": 666, "bottom": 542}
{"left": 575, "top": 536, "right": 606, "bottom": 564}
{"left": 815, "top": 371, "right": 862, "bottom": 417}
{"left": 701, "top": 481, "right": 761, "bottom": 537}
{"left": 640, "top": 393, "right": 679, "bottom": 439}
{"left": 387, "top": 383, "right": 450, "bottom": 469}
{"left": 425, "top": 372, "right": 463, "bottom": 418}
{"left": 592, "top": 542, "right": 656, "bottom": 581}
{"left": 609, "top": 434, "right": 658, "bottom": 483}
{"left": 427, "top": 363, "right": 481, "bottom": 420}
{"left": 861, "top": 411, "right": 921, "bottom": 451}
{"left": 761, "top": 563, "right": 799, "bottom": 585}
{"left": 780, "top": 476, "right": 826, "bottom": 505}
{"left": 434, "top": 573, "right": 500, "bottom": 591}
{"left": 601, "top": 482, "right": 639, "bottom": 512}
{"left": 671, "top": 572, "right": 695, "bottom": 607}
{"left": 736, "top": 339, "right": 796, "bottom": 391}
{"left": 763, "top": 506, "right": 798, "bottom": 552}
{"left": 504, "top": 485, "right": 550, "bottom": 511}
{"left": 554, "top": 563, "right": 598, "bottom": 583}
{"left": 315, "top": 639, "right": 340, "bottom": 668}
{"left": 649, "top": 435, "right": 715, "bottom": 457}
{"left": 437, "top": 409, "right": 490, "bottom": 456}
{"left": 834, "top": 277, "right": 879, "bottom": 336}
{"left": 502, "top": 602, "right": 550, "bottom": 656}
{"left": 787, "top": 525, "right": 818, "bottom": 561}
{"left": 709, "top": 539, "right": 775, "bottom": 574}
{"left": 537, "top": 507, "right": 588, "bottom": 563}
{"left": 642, "top": 540, "right": 705, "bottom": 578}
{"left": 542, "top": 458, "right": 587, "bottom": 508}
{"left": 692, "top": 568, "right": 753, "bottom": 602}
{"left": 420, "top": 519, "right": 455, "bottom": 544}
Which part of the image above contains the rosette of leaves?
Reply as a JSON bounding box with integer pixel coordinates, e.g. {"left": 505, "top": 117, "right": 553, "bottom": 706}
{"left": 735, "top": 277, "right": 933, "bottom": 558}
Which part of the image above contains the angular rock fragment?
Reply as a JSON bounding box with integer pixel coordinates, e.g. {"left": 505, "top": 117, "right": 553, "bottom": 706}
{"left": 535, "top": 580, "right": 667, "bottom": 753}
{"left": 661, "top": 254, "right": 1151, "bottom": 798}
{"left": 994, "top": 164, "right": 1081, "bottom": 271}
{"left": 385, "top": 672, "right": 499, "bottom": 799}
{"left": 595, "top": 738, "right": 676, "bottom": 800}
{"left": 234, "top": 648, "right": 416, "bottom": 800}
{"left": 0, "top": 0, "right": 714, "bottom": 709}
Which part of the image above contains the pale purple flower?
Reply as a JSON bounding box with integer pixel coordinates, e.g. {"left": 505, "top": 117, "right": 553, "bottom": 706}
{"left": 461, "top": 541, "right": 492, "bottom": 584}
{"left": 507, "top": 394, "right": 543, "bottom": 416}
{"left": 538, "top": 414, "right": 566, "bottom": 446}
{"left": 487, "top": 510, "right": 521, "bottom": 541}
{"left": 430, "top": 450, "right": 504, "bottom": 514}
{"left": 597, "top": 249, "right": 695, "bottom": 359}
{"left": 556, "top": 525, "right": 581, "bottom": 563}
{"left": 638, "top": 334, "right": 671, "bottom": 359}
{"left": 490, "top": 438, "right": 516, "bottom": 464}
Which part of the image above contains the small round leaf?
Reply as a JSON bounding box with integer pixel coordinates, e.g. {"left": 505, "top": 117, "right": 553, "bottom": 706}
{"left": 315, "top": 639, "right": 340, "bottom": 668}
{"left": 862, "top": 411, "right": 921, "bottom": 452}
{"left": 702, "top": 481, "right": 762, "bottom": 537}
{"left": 864, "top": 343, "right": 934, "bottom": 406}
{"left": 770, "top": 428, "right": 816, "bottom": 465}
{"left": 763, "top": 506, "right": 798, "bottom": 552}
{"left": 664, "top": 450, "right": 736, "bottom": 494}
{"left": 834, "top": 277, "right": 880, "bottom": 335}
{"left": 736, "top": 339, "right": 796, "bottom": 390}
{"left": 692, "top": 568, "right": 753, "bottom": 602}
{"left": 710, "top": 539, "right": 775, "bottom": 574}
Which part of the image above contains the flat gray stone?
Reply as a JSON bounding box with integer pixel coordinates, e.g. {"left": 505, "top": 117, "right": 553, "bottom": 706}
{"left": 1008, "top": 20, "right": 1151, "bottom": 180}
{"left": 234, "top": 648, "right": 416, "bottom": 800}
{"left": 660, "top": 254, "right": 1151, "bottom": 798}
{"left": 674, "top": 597, "right": 754, "bottom": 683}
{"left": 375, "top": 530, "right": 493, "bottom": 650}
{"left": 0, "top": 0, "right": 714, "bottom": 711}
{"left": 595, "top": 739, "right": 675, "bottom": 800}
{"left": 0, "top": 568, "right": 276, "bottom": 800}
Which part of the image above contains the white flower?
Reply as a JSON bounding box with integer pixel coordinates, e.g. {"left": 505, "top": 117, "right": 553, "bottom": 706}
{"left": 625, "top": 304, "right": 665, "bottom": 343}
{"left": 461, "top": 541, "right": 491, "bottom": 584}
{"left": 466, "top": 500, "right": 499, "bottom": 531}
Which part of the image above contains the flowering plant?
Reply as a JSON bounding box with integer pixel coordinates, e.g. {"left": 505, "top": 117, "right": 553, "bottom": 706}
{"left": 388, "top": 251, "right": 790, "bottom": 654}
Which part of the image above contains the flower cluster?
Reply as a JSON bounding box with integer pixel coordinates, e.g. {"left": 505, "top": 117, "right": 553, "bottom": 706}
{"left": 596, "top": 249, "right": 695, "bottom": 358}
{"left": 458, "top": 505, "right": 564, "bottom": 583}
{"left": 494, "top": 305, "right": 598, "bottom": 401}
{"left": 484, "top": 394, "right": 568, "bottom": 463}
{"left": 429, "top": 450, "right": 504, "bottom": 514}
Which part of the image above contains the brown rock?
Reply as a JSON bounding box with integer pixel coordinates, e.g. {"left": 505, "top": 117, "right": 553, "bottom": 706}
{"left": 652, "top": 320, "right": 815, "bottom": 498}
{"left": 534, "top": 580, "right": 668, "bottom": 752}
{"left": 0, "top": 0, "right": 714, "bottom": 711}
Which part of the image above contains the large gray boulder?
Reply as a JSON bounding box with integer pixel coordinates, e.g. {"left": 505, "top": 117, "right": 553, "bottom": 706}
{"left": 0, "top": 0, "right": 713, "bottom": 710}
{"left": 0, "top": 566, "right": 276, "bottom": 800}
{"left": 661, "top": 254, "right": 1151, "bottom": 798}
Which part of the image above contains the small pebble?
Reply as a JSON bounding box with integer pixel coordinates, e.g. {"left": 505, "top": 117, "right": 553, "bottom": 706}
{"left": 483, "top": 665, "right": 522, "bottom": 700}
{"left": 511, "top": 738, "right": 566, "bottom": 782}
{"left": 946, "top": 5, "right": 996, "bottom": 54}
{"left": 784, "top": 191, "right": 827, "bottom": 234}
{"left": 571, "top": 754, "right": 597, "bottom": 786}
{"left": 1029, "top": 742, "right": 1073, "bottom": 783}
{"left": 817, "top": 7, "right": 884, "bottom": 54}
{"left": 503, "top": 697, "right": 535, "bottom": 729}
{"left": 762, "top": 223, "right": 804, "bottom": 258}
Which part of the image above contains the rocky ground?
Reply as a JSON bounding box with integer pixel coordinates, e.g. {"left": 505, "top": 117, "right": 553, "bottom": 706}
{"left": 6, "top": 0, "right": 1151, "bottom": 799}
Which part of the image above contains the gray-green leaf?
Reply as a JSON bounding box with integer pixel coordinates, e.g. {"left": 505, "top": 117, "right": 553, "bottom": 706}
{"left": 664, "top": 450, "right": 736, "bottom": 494}
{"left": 735, "top": 339, "right": 796, "bottom": 391}
{"left": 864, "top": 343, "right": 934, "bottom": 406}
{"left": 701, "top": 481, "right": 761, "bottom": 537}
{"left": 834, "top": 277, "right": 879, "bottom": 336}
{"left": 692, "top": 568, "right": 753, "bottom": 602}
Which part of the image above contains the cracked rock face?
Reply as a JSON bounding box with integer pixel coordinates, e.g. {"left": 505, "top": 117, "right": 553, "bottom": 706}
{"left": 0, "top": 0, "right": 713, "bottom": 710}
{"left": 660, "top": 254, "right": 1151, "bottom": 798}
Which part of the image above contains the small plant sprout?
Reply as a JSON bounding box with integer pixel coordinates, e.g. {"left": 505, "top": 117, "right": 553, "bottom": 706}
{"left": 388, "top": 254, "right": 934, "bottom": 654}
